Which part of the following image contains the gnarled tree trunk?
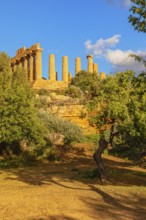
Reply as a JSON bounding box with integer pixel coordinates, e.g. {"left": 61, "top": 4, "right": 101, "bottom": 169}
{"left": 93, "top": 139, "right": 108, "bottom": 182}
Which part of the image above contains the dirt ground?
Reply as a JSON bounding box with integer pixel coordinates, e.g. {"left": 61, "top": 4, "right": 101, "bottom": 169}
{"left": 0, "top": 144, "right": 146, "bottom": 220}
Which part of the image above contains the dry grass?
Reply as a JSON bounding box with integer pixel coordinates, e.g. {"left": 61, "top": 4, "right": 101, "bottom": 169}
{"left": 0, "top": 143, "right": 146, "bottom": 220}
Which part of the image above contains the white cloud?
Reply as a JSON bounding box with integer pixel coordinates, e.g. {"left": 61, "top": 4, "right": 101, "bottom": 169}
{"left": 106, "top": 49, "right": 146, "bottom": 72}
{"left": 84, "top": 35, "right": 146, "bottom": 73}
{"left": 106, "top": 0, "right": 131, "bottom": 7}
{"left": 122, "top": 0, "right": 131, "bottom": 7}
{"left": 84, "top": 35, "right": 121, "bottom": 56}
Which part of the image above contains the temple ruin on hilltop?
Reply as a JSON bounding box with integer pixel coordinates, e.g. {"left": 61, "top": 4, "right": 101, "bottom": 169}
{"left": 10, "top": 43, "right": 106, "bottom": 90}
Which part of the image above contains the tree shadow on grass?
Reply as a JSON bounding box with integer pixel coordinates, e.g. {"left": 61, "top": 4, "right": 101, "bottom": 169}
{"left": 79, "top": 185, "right": 146, "bottom": 220}
{"left": 3, "top": 151, "right": 146, "bottom": 187}
{"left": 104, "top": 157, "right": 146, "bottom": 186}
{"left": 2, "top": 144, "right": 146, "bottom": 220}
{"left": 30, "top": 215, "right": 76, "bottom": 220}
{"left": 28, "top": 183, "right": 146, "bottom": 220}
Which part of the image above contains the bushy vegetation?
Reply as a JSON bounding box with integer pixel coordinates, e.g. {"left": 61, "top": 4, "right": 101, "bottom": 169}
{"left": 0, "top": 52, "right": 83, "bottom": 166}
{"left": 0, "top": 53, "right": 45, "bottom": 154}
{"left": 71, "top": 70, "right": 100, "bottom": 99}
{"left": 64, "top": 85, "right": 84, "bottom": 98}
{"left": 129, "top": 0, "right": 146, "bottom": 33}
{"left": 38, "top": 110, "right": 83, "bottom": 146}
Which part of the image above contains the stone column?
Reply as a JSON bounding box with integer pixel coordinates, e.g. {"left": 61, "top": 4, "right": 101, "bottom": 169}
{"left": 56, "top": 72, "right": 58, "bottom": 81}
{"left": 75, "top": 57, "right": 81, "bottom": 75}
{"left": 100, "top": 72, "right": 106, "bottom": 80}
{"left": 23, "top": 56, "right": 28, "bottom": 79}
{"left": 68, "top": 73, "right": 72, "bottom": 82}
{"left": 87, "top": 55, "right": 93, "bottom": 73}
{"left": 93, "top": 63, "right": 98, "bottom": 74}
{"left": 19, "top": 60, "right": 23, "bottom": 69}
{"left": 35, "top": 48, "right": 43, "bottom": 80}
{"left": 29, "top": 54, "right": 34, "bottom": 82}
{"left": 49, "top": 54, "right": 56, "bottom": 81}
{"left": 62, "top": 56, "right": 68, "bottom": 83}
{"left": 24, "top": 57, "right": 28, "bottom": 70}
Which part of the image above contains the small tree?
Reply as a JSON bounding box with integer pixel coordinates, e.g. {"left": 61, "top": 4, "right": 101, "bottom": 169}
{"left": 88, "top": 70, "right": 146, "bottom": 181}
{"left": 0, "top": 52, "right": 44, "bottom": 154}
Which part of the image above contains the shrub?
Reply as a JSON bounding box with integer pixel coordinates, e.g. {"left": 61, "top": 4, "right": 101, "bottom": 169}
{"left": 64, "top": 86, "right": 84, "bottom": 98}
{"left": 84, "top": 134, "right": 100, "bottom": 144}
{"left": 38, "top": 110, "right": 83, "bottom": 145}
{"left": 37, "top": 89, "right": 50, "bottom": 96}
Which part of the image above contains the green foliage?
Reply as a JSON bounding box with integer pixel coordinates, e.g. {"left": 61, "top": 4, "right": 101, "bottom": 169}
{"left": 36, "top": 95, "right": 49, "bottom": 109}
{"left": 0, "top": 152, "right": 37, "bottom": 168}
{"left": 38, "top": 110, "right": 83, "bottom": 145}
{"left": 130, "top": 54, "right": 146, "bottom": 67}
{"left": 84, "top": 134, "right": 100, "bottom": 144}
{"left": 75, "top": 168, "right": 99, "bottom": 179}
{"left": 95, "top": 71, "right": 146, "bottom": 159}
{"left": 128, "top": 1, "right": 146, "bottom": 73}
{"left": 64, "top": 85, "right": 84, "bottom": 98}
{"left": 71, "top": 70, "right": 100, "bottom": 99}
{"left": 128, "top": 0, "right": 146, "bottom": 33}
{"left": 36, "top": 89, "right": 50, "bottom": 96}
{"left": 37, "top": 146, "right": 61, "bottom": 161}
{"left": 0, "top": 52, "right": 45, "bottom": 150}
{"left": 71, "top": 69, "right": 146, "bottom": 159}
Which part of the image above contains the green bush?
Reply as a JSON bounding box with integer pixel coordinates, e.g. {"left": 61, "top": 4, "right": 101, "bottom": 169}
{"left": 64, "top": 86, "right": 84, "bottom": 98}
{"left": 0, "top": 152, "right": 37, "bottom": 168}
{"left": 84, "top": 134, "right": 100, "bottom": 144}
{"left": 38, "top": 110, "right": 83, "bottom": 145}
{"left": 36, "top": 89, "right": 50, "bottom": 96}
{"left": 36, "top": 95, "right": 49, "bottom": 109}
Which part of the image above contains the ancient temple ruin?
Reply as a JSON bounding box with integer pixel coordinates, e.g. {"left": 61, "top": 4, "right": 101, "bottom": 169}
{"left": 11, "top": 43, "right": 106, "bottom": 90}
{"left": 11, "top": 43, "right": 43, "bottom": 82}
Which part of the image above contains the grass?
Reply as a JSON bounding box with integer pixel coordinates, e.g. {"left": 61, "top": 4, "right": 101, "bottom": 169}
{"left": 0, "top": 143, "right": 146, "bottom": 220}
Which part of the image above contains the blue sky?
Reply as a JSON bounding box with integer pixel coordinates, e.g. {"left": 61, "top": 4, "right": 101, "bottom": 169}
{"left": 0, "top": 0, "right": 146, "bottom": 80}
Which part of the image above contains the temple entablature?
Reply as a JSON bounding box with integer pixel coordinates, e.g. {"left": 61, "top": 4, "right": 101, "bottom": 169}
{"left": 11, "top": 43, "right": 43, "bottom": 82}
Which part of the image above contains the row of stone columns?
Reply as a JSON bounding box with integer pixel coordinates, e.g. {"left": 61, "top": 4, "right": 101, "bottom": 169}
{"left": 75, "top": 55, "right": 98, "bottom": 75}
{"left": 11, "top": 44, "right": 43, "bottom": 82}
{"left": 48, "top": 54, "right": 101, "bottom": 83}
{"left": 49, "top": 54, "right": 69, "bottom": 83}
{"left": 11, "top": 43, "right": 106, "bottom": 84}
{"left": 86, "top": 55, "right": 99, "bottom": 74}
{"left": 86, "top": 54, "right": 106, "bottom": 79}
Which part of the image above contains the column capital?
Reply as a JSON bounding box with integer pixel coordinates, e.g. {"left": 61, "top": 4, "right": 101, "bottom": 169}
{"left": 86, "top": 54, "right": 93, "bottom": 59}
{"left": 35, "top": 48, "right": 43, "bottom": 53}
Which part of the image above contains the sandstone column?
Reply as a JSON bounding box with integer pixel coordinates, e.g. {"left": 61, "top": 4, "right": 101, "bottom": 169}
{"left": 19, "top": 60, "right": 23, "bottom": 69}
{"left": 49, "top": 54, "right": 56, "bottom": 81}
{"left": 62, "top": 56, "right": 68, "bottom": 83}
{"left": 93, "top": 63, "right": 98, "bottom": 74}
{"left": 68, "top": 73, "right": 72, "bottom": 82}
{"left": 29, "top": 54, "right": 34, "bottom": 82}
{"left": 24, "top": 57, "right": 28, "bottom": 71}
{"left": 56, "top": 72, "right": 58, "bottom": 81}
{"left": 87, "top": 55, "right": 93, "bottom": 73}
{"left": 35, "top": 47, "right": 43, "bottom": 80}
{"left": 75, "top": 57, "right": 81, "bottom": 75}
{"left": 100, "top": 72, "right": 106, "bottom": 80}
{"left": 23, "top": 57, "right": 28, "bottom": 79}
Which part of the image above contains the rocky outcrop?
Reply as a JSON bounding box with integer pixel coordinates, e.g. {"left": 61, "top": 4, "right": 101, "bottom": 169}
{"left": 39, "top": 93, "right": 96, "bottom": 134}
